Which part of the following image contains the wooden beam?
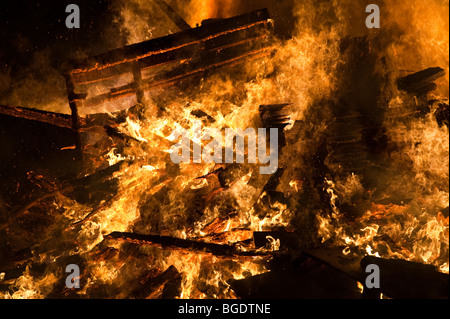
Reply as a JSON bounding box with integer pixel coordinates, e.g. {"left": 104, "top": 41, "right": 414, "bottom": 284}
{"left": 104, "top": 231, "right": 274, "bottom": 257}
{"left": 68, "top": 9, "right": 270, "bottom": 74}
{"left": 0, "top": 104, "right": 75, "bottom": 129}
{"left": 152, "top": 0, "right": 191, "bottom": 31}
{"left": 397, "top": 67, "right": 445, "bottom": 93}
{"left": 75, "top": 46, "right": 271, "bottom": 108}
{"left": 360, "top": 256, "right": 449, "bottom": 299}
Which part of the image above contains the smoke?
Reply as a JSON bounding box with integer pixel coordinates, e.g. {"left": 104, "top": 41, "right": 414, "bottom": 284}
{"left": 382, "top": 0, "right": 449, "bottom": 96}
{"left": 181, "top": 0, "right": 236, "bottom": 26}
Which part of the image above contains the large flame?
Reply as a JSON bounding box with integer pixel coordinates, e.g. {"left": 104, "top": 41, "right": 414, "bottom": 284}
{"left": 1, "top": 0, "right": 448, "bottom": 299}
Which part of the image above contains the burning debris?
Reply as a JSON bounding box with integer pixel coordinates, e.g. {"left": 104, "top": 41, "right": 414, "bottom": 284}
{"left": 0, "top": 0, "right": 448, "bottom": 300}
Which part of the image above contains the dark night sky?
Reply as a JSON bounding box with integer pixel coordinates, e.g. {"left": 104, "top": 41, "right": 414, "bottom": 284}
{"left": 0, "top": 1, "right": 123, "bottom": 71}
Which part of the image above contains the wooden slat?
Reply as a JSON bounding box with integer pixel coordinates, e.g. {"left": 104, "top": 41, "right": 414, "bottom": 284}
{"left": 74, "top": 44, "right": 271, "bottom": 108}
{"left": 152, "top": 0, "right": 191, "bottom": 31}
{"left": 0, "top": 104, "right": 75, "bottom": 129}
{"left": 70, "top": 22, "right": 269, "bottom": 85}
{"left": 104, "top": 231, "right": 274, "bottom": 257}
{"left": 69, "top": 9, "right": 270, "bottom": 74}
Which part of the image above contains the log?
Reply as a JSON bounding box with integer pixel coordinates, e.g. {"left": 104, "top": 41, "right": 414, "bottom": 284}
{"left": 104, "top": 231, "right": 274, "bottom": 257}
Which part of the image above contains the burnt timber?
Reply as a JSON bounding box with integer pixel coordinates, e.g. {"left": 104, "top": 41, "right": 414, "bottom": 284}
{"left": 64, "top": 9, "right": 272, "bottom": 110}
{"left": 104, "top": 231, "right": 274, "bottom": 257}
{"left": 0, "top": 8, "right": 274, "bottom": 206}
{"left": 58, "top": 8, "right": 273, "bottom": 163}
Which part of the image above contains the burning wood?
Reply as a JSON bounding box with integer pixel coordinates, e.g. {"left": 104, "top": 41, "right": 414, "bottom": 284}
{"left": 129, "top": 265, "right": 181, "bottom": 299}
{"left": 304, "top": 248, "right": 449, "bottom": 299}
{"left": 397, "top": 67, "right": 445, "bottom": 94}
{"left": 0, "top": 1, "right": 448, "bottom": 301}
{"left": 0, "top": 105, "right": 75, "bottom": 129}
{"left": 103, "top": 231, "right": 275, "bottom": 257}
{"left": 152, "top": 0, "right": 191, "bottom": 31}
{"left": 229, "top": 254, "right": 362, "bottom": 299}
{"left": 360, "top": 255, "right": 449, "bottom": 299}
{"left": 64, "top": 9, "right": 272, "bottom": 112}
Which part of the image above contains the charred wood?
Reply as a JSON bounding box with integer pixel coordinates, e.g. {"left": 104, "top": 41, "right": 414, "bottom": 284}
{"left": 259, "top": 104, "right": 291, "bottom": 148}
{"left": 12, "top": 160, "right": 125, "bottom": 217}
{"left": 229, "top": 256, "right": 361, "bottom": 299}
{"left": 303, "top": 248, "right": 449, "bottom": 299}
{"left": 303, "top": 248, "right": 364, "bottom": 282}
{"left": 104, "top": 125, "right": 143, "bottom": 142}
{"left": 259, "top": 104, "right": 291, "bottom": 129}
{"left": 397, "top": 67, "right": 445, "bottom": 94}
{"left": 0, "top": 263, "right": 47, "bottom": 282}
{"left": 129, "top": 265, "right": 181, "bottom": 299}
{"left": 190, "top": 109, "right": 216, "bottom": 124}
{"left": 360, "top": 256, "right": 449, "bottom": 299}
{"left": 104, "top": 231, "right": 273, "bottom": 257}
{"left": 68, "top": 9, "right": 270, "bottom": 75}
{"left": 0, "top": 105, "right": 76, "bottom": 129}
{"left": 260, "top": 167, "right": 285, "bottom": 196}
{"left": 432, "top": 99, "right": 449, "bottom": 128}
{"left": 152, "top": 0, "right": 191, "bottom": 31}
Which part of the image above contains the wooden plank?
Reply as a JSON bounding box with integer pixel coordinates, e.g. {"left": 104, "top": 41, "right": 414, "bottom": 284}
{"left": 0, "top": 104, "right": 75, "bottom": 129}
{"left": 229, "top": 256, "right": 362, "bottom": 299}
{"left": 70, "top": 23, "right": 269, "bottom": 85}
{"left": 68, "top": 9, "right": 270, "bottom": 74}
{"left": 64, "top": 75, "right": 83, "bottom": 162}
{"left": 152, "top": 0, "right": 191, "bottom": 31}
{"left": 74, "top": 45, "right": 271, "bottom": 108}
{"left": 360, "top": 256, "right": 449, "bottom": 299}
{"left": 304, "top": 248, "right": 449, "bottom": 299}
{"left": 104, "top": 231, "right": 274, "bottom": 257}
{"left": 303, "top": 248, "right": 365, "bottom": 282}
{"left": 397, "top": 67, "right": 445, "bottom": 93}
